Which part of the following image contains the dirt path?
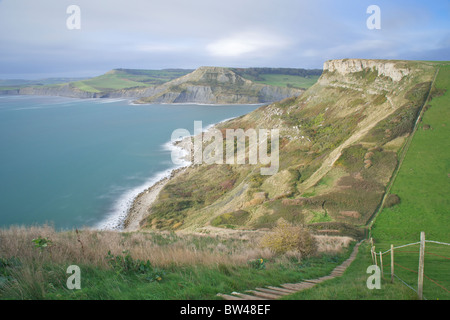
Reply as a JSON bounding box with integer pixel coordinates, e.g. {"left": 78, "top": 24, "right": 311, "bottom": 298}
{"left": 217, "top": 241, "right": 363, "bottom": 300}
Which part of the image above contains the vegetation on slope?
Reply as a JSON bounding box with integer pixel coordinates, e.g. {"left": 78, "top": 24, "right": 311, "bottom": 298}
{"left": 135, "top": 67, "right": 307, "bottom": 104}
{"left": 1, "top": 60, "right": 448, "bottom": 301}
{"left": 144, "top": 60, "right": 439, "bottom": 236}
{"left": 71, "top": 69, "right": 193, "bottom": 92}
{"left": 371, "top": 63, "right": 450, "bottom": 243}
{"left": 286, "top": 61, "right": 450, "bottom": 301}
{"left": 231, "top": 67, "right": 322, "bottom": 89}
{"left": 0, "top": 225, "right": 353, "bottom": 300}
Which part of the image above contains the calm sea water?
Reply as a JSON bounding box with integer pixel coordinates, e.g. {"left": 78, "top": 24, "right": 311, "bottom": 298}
{"left": 0, "top": 95, "right": 260, "bottom": 230}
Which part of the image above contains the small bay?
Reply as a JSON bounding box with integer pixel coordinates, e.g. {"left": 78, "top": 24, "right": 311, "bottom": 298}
{"left": 0, "top": 95, "right": 259, "bottom": 230}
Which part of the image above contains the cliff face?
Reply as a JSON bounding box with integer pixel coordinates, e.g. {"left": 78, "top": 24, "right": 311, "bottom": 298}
{"left": 134, "top": 67, "right": 304, "bottom": 104}
{"left": 17, "top": 85, "right": 100, "bottom": 98}
{"left": 0, "top": 84, "right": 163, "bottom": 99}
{"left": 140, "top": 59, "right": 440, "bottom": 233}
{"left": 0, "top": 66, "right": 305, "bottom": 104}
{"left": 323, "top": 59, "right": 410, "bottom": 82}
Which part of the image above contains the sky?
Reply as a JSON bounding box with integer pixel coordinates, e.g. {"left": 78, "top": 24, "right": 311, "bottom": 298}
{"left": 0, "top": 0, "right": 449, "bottom": 79}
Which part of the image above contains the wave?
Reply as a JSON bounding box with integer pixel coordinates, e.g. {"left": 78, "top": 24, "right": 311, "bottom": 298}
{"left": 94, "top": 138, "right": 192, "bottom": 231}
{"left": 94, "top": 115, "right": 238, "bottom": 231}
{"left": 93, "top": 168, "right": 175, "bottom": 231}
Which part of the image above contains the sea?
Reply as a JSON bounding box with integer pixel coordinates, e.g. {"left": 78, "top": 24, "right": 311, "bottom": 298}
{"left": 0, "top": 95, "right": 260, "bottom": 230}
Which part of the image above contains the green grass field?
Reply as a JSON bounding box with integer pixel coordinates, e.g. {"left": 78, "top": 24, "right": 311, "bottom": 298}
{"left": 72, "top": 72, "right": 150, "bottom": 92}
{"left": 282, "top": 242, "right": 416, "bottom": 300}
{"left": 283, "top": 63, "right": 450, "bottom": 300}
{"left": 40, "top": 251, "right": 353, "bottom": 300}
{"left": 368, "top": 63, "right": 450, "bottom": 300}
{"left": 62, "top": 69, "right": 193, "bottom": 93}
{"left": 252, "top": 74, "right": 320, "bottom": 89}
{"left": 371, "top": 64, "right": 450, "bottom": 243}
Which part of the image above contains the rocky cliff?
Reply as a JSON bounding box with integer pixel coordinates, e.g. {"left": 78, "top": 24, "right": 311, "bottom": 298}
{"left": 134, "top": 67, "right": 305, "bottom": 104}
{"left": 137, "top": 59, "right": 440, "bottom": 233}
{"left": 323, "top": 59, "right": 411, "bottom": 82}
{"left": 16, "top": 85, "right": 100, "bottom": 98}
{"left": 0, "top": 67, "right": 305, "bottom": 104}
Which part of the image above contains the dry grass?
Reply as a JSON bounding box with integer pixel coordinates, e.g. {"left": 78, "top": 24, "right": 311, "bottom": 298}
{"left": 0, "top": 225, "right": 275, "bottom": 268}
{"left": 314, "top": 235, "right": 354, "bottom": 254}
{"left": 0, "top": 225, "right": 354, "bottom": 299}
{"left": 0, "top": 224, "right": 352, "bottom": 269}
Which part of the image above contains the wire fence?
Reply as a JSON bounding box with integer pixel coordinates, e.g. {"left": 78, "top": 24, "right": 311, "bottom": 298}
{"left": 370, "top": 232, "right": 450, "bottom": 300}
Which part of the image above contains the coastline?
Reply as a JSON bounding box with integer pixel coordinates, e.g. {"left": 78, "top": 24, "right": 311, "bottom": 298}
{"left": 121, "top": 115, "right": 238, "bottom": 232}
{"left": 123, "top": 166, "right": 188, "bottom": 231}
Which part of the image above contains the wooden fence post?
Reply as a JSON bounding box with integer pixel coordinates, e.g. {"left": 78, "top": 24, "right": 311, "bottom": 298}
{"left": 374, "top": 246, "right": 377, "bottom": 267}
{"left": 390, "top": 244, "right": 394, "bottom": 283}
{"left": 379, "top": 251, "right": 383, "bottom": 278}
{"left": 418, "top": 231, "right": 425, "bottom": 300}
{"left": 371, "top": 246, "right": 374, "bottom": 264}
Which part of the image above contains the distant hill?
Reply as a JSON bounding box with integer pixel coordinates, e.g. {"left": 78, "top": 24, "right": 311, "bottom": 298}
{"left": 0, "top": 77, "right": 88, "bottom": 90}
{"left": 70, "top": 69, "right": 195, "bottom": 92}
{"left": 0, "top": 67, "right": 319, "bottom": 103}
{"left": 134, "top": 67, "right": 306, "bottom": 104}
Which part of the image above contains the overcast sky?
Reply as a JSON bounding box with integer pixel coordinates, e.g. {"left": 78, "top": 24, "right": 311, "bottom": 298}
{"left": 0, "top": 0, "right": 448, "bottom": 79}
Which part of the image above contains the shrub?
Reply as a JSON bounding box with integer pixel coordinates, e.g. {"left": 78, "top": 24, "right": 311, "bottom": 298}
{"left": 259, "top": 219, "right": 317, "bottom": 256}
{"left": 248, "top": 258, "right": 266, "bottom": 270}
{"left": 211, "top": 210, "right": 250, "bottom": 228}
{"left": 384, "top": 194, "right": 401, "bottom": 208}
{"left": 31, "top": 237, "right": 53, "bottom": 251}
{"left": 106, "top": 250, "right": 164, "bottom": 282}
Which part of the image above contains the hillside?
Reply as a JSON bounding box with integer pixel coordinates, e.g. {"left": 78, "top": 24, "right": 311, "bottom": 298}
{"left": 134, "top": 67, "right": 305, "bottom": 104}
{"left": 283, "top": 62, "right": 450, "bottom": 301}
{"left": 0, "top": 67, "right": 313, "bottom": 103}
{"left": 231, "top": 67, "right": 322, "bottom": 89}
{"left": 0, "top": 69, "right": 194, "bottom": 98}
{"left": 138, "top": 59, "right": 441, "bottom": 235}
{"left": 1, "top": 59, "right": 447, "bottom": 301}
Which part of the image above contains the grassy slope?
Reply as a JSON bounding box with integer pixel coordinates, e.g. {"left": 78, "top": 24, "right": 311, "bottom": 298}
{"left": 71, "top": 69, "right": 193, "bottom": 92}
{"left": 282, "top": 242, "right": 416, "bottom": 300}
{"left": 0, "top": 69, "right": 194, "bottom": 93}
{"left": 252, "top": 74, "right": 320, "bottom": 89}
{"left": 0, "top": 78, "right": 88, "bottom": 91}
{"left": 1, "top": 68, "right": 318, "bottom": 94}
{"left": 371, "top": 64, "right": 450, "bottom": 243}
{"left": 0, "top": 227, "right": 354, "bottom": 300}
{"left": 1, "top": 62, "right": 448, "bottom": 301}
{"left": 145, "top": 60, "right": 437, "bottom": 232}
{"left": 232, "top": 68, "right": 322, "bottom": 89}
{"left": 41, "top": 251, "right": 352, "bottom": 300}
{"left": 369, "top": 63, "right": 450, "bottom": 300}
{"left": 285, "top": 62, "right": 450, "bottom": 300}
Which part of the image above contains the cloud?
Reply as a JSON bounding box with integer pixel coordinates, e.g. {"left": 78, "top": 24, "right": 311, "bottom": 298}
{"left": 0, "top": 0, "right": 448, "bottom": 78}
{"left": 206, "top": 32, "right": 290, "bottom": 58}
{"left": 135, "top": 43, "right": 188, "bottom": 53}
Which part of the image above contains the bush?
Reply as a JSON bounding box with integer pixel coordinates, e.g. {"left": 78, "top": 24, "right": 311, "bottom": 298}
{"left": 106, "top": 250, "right": 165, "bottom": 282}
{"left": 211, "top": 210, "right": 250, "bottom": 228}
{"left": 259, "top": 219, "right": 317, "bottom": 256}
{"left": 384, "top": 194, "right": 401, "bottom": 208}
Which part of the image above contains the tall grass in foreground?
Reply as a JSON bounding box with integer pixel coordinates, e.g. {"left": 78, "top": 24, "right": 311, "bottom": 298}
{"left": 0, "top": 225, "right": 353, "bottom": 299}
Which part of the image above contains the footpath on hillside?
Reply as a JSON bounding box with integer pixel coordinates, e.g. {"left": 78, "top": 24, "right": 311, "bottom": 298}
{"left": 217, "top": 241, "right": 363, "bottom": 300}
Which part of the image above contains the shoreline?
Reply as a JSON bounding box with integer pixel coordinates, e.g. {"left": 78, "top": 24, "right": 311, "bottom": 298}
{"left": 121, "top": 115, "right": 238, "bottom": 232}
{"left": 123, "top": 166, "right": 189, "bottom": 231}
{"left": 120, "top": 130, "right": 194, "bottom": 232}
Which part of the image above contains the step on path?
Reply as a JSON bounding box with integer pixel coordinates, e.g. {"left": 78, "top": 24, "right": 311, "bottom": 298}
{"left": 217, "top": 241, "right": 362, "bottom": 300}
